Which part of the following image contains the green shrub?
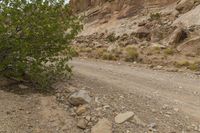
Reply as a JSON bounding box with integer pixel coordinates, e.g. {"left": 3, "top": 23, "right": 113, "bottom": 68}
{"left": 95, "top": 48, "right": 107, "bottom": 59}
{"left": 0, "top": 0, "right": 82, "bottom": 88}
{"left": 80, "top": 47, "right": 92, "bottom": 53}
{"left": 150, "top": 13, "right": 161, "bottom": 21}
{"left": 102, "top": 52, "right": 117, "bottom": 61}
{"left": 125, "top": 47, "right": 139, "bottom": 62}
{"left": 152, "top": 47, "right": 161, "bottom": 54}
{"left": 164, "top": 48, "right": 175, "bottom": 55}
{"left": 71, "top": 48, "right": 79, "bottom": 57}
{"left": 188, "top": 62, "right": 200, "bottom": 71}
{"left": 175, "top": 61, "right": 190, "bottom": 68}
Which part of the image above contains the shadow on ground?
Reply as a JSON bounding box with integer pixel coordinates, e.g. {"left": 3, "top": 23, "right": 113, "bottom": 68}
{"left": 0, "top": 77, "right": 55, "bottom": 96}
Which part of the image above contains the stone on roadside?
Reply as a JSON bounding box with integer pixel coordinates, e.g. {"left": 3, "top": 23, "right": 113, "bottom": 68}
{"left": 115, "top": 111, "right": 134, "bottom": 124}
{"left": 68, "top": 90, "right": 92, "bottom": 106}
{"left": 77, "top": 119, "right": 87, "bottom": 129}
{"left": 132, "top": 115, "right": 146, "bottom": 127}
{"left": 91, "top": 118, "right": 112, "bottom": 133}
{"left": 148, "top": 123, "right": 157, "bottom": 129}
{"left": 76, "top": 105, "right": 88, "bottom": 115}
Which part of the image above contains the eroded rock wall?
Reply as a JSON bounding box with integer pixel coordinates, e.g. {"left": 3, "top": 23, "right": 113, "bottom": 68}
{"left": 70, "top": 0, "right": 178, "bottom": 22}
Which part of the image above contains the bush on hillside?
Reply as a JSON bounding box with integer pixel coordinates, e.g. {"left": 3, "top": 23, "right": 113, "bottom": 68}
{"left": 124, "top": 47, "right": 139, "bottom": 62}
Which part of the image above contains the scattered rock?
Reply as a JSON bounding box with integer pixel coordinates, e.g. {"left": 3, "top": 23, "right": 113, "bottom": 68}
{"left": 138, "top": 21, "right": 146, "bottom": 27}
{"left": 115, "top": 111, "right": 134, "bottom": 124}
{"left": 162, "top": 104, "right": 169, "bottom": 110}
{"left": 91, "top": 118, "right": 112, "bottom": 133}
{"left": 76, "top": 105, "right": 88, "bottom": 115}
{"left": 151, "top": 43, "right": 166, "bottom": 49}
{"left": 68, "top": 90, "right": 92, "bottom": 106}
{"left": 132, "top": 115, "right": 146, "bottom": 127}
{"left": 171, "top": 10, "right": 180, "bottom": 18}
{"left": 173, "top": 107, "right": 179, "bottom": 112}
{"left": 148, "top": 123, "right": 157, "bottom": 129}
{"left": 85, "top": 115, "right": 91, "bottom": 122}
{"left": 77, "top": 119, "right": 87, "bottom": 129}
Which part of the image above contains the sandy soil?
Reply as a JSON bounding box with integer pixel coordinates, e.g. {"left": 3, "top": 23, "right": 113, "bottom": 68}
{"left": 0, "top": 84, "right": 81, "bottom": 133}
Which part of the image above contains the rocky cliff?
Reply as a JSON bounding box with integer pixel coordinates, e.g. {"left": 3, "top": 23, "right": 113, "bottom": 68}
{"left": 70, "top": 0, "right": 177, "bottom": 22}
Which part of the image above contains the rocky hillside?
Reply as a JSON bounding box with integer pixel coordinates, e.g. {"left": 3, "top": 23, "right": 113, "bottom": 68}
{"left": 70, "top": 0, "right": 177, "bottom": 22}
{"left": 70, "top": 0, "right": 200, "bottom": 72}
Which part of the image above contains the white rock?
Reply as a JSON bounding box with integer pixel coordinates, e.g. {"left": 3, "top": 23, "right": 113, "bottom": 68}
{"left": 91, "top": 118, "right": 112, "bottom": 133}
{"left": 115, "top": 111, "right": 134, "bottom": 124}
{"left": 68, "top": 90, "right": 92, "bottom": 106}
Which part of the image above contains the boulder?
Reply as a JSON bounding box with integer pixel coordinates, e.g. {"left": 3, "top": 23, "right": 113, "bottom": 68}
{"left": 115, "top": 111, "right": 134, "bottom": 124}
{"left": 68, "top": 90, "right": 92, "bottom": 106}
{"left": 138, "top": 21, "right": 147, "bottom": 27}
{"left": 91, "top": 118, "right": 112, "bottom": 133}
{"left": 77, "top": 119, "right": 87, "bottom": 129}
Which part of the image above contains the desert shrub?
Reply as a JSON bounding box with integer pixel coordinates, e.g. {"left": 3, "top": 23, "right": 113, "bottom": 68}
{"left": 175, "top": 61, "right": 190, "bottom": 68}
{"left": 102, "top": 52, "right": 117, "bottom": 61}
{"left": 79, "top": 47, "right": 93, "bottom": 53}
{"left": 95, "top": 48, "right": 107, "bottom": 59}
{"left": 124, "top": 47, "right": 139, "bottom": 62}
{"left": 164, "top": 48, "right": 175, "bottom": 55}
{"left": 175, "top": 61, "right": 200, "bottom": 71}
{"left": 0, "top": 0, "right": 82, "bottom": 88}
{"left": 188, "top": 62, "right": 200, "bottom": 71}
{"left": 150, "top": 13, "right": 161, "bottom": 21}
{"left": 71, "top": 48, "right": 79, "bottom": 57}
{"left": 147, "top": 47, "right": 161, "bottom": 56}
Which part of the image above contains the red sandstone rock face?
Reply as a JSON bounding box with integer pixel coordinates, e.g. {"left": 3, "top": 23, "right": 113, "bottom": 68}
{"left": 69, "top": 0, "right": 178, "bottom": 22}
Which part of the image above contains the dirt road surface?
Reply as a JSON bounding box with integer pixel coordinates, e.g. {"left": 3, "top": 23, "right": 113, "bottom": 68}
{"left": 70, "top": 58, "right": 200, "bottom": 132}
